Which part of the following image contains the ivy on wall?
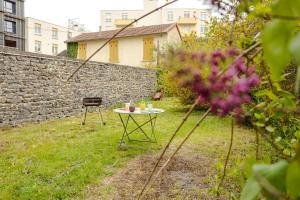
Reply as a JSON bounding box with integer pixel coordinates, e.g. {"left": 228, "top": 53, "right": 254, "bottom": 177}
{"left": 67, "top": 42, "right": 78, "bottom": 58}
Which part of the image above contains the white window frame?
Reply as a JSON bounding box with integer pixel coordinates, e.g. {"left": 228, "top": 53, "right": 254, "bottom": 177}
{"left": 200, "top": 12, "right": 207, "bottom": 21}
{"left": 167, "top": 11, "right": 173, "bottom": 21}
{"left": 52, "top": 44, "right": 58, "bottom": 55}
{"left": 34, "top": 40, "right": 41, "bottom": 53}
{"left": 122, "top": 13, "right": 128, "bottom": 20}
{"left": 105, "top": 13, "right": 112, "bottom": 23}
{"left": 34, "top": 23, "right": 41, "bottom": 35}
{"left": 52, "top": 28, "right": 58, "bottom": 39}
{"left": 184, "top": 11, "right": 190, "bottom": 18}
{"left": 200, "top": 25, "right": 206, "bottom": 34}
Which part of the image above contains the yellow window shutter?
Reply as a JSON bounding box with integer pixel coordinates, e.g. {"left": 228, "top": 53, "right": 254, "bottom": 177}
{"left": 143, "top": 37, "right": 154, "bottom": 61}
{"left": 109, "top": 40, "right": 119, "bottom": 62}
{"left": 78, "top": 43, "right": 87, "bottom": 60}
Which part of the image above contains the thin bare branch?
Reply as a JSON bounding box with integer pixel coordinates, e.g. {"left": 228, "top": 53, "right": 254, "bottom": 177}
{"left": 137, "top": 100, "right": 198, "bottom": 199}
{"left": 138, "top": 108, "right": 211, "bottom": 200}
{"left": 217, "top": 118, "right": 234, "bottom": 190}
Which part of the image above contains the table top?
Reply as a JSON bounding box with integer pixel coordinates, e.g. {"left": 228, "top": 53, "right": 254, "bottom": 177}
{"left": 113, "top": 108, "right": 165, "bottom": 115}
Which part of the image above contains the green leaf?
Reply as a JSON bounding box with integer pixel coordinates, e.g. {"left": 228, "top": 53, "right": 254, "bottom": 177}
{"left": 253, "top": 160, "right": 289, "bottom": 193}
{"left": 255, "top": 122, "right": 265, "bottom": 128}
{"left": 289, "top": 32, "right": 300, "bottom": 65}
{"left": 241, "top": 176, "right": 261, "bottom": 200}
{"left": 272, "top": 0, "right": 300, "bottom": 17}
{"left": 294, "top": 131, "right": 300, "bottom": 139}
{"left": 255, "top": 89, "right": 278, "bottom": 101}
{"left": 262, "top": 20, "right": 295, "bottom": 80}
{"left": 266, "top": 126, "right": 275, "bottom": 133}
{"left": 286, "top": 162, "right": 300, "bottom": 198}
{"left": 254, "top": 113, "right": 264, "bottom": 120}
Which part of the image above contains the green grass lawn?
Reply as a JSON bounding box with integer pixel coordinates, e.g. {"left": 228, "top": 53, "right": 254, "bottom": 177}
{"left": 0, "top": 98, "right": 257, "bottom": 199}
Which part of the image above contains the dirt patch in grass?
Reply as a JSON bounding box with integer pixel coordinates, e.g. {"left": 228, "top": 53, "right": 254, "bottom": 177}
{"left": 86, "top": 147, "right": 227, "bottom": 200}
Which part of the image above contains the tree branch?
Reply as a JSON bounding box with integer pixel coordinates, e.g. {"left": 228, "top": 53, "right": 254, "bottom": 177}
{"left": 137, "top": 108, "right": 211, "bottom": 200}
{"left": 217, "top": 118, "right": 234, "bottom": 190}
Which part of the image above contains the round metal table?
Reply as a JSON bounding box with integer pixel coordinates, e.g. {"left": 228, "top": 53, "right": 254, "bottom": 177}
{"left": 113, "top": 108, "right": 165, "bottom": 145}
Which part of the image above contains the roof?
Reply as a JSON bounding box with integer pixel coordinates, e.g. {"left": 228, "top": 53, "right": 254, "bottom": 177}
{"left": 66, "top": 23, "right": 178, "bottom": 43}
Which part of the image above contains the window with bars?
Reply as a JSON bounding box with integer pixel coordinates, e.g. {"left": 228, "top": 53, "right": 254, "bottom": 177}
{"left": 4, "top": 20, "right": 16, "bottom": 33}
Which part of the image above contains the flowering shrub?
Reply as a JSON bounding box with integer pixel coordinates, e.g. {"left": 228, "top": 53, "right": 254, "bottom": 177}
{"left": 166, "top": 48, "right": 260, "bottom": 117}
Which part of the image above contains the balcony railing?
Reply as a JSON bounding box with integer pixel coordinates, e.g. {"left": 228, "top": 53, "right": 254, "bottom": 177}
{"left": 177, "top": 17, "right": 197, "bottom": 25}
{"left": 115, "top": 19, "right": 134, "bottom": 26}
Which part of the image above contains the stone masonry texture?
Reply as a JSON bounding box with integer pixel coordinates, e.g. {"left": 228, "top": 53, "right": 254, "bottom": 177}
{"left": 0, "top": 47, "right": 157, "bottom": 126}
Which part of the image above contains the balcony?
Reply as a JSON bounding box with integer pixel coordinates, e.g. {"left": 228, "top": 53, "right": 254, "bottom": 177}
{"left": 177, "top": 17, "right": 197, "bottom": 25}
{"left": 114, "top": 19, "right": 134, "bottom": 26}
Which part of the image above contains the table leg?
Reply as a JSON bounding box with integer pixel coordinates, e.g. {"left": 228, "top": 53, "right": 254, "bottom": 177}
{"left": 129, "top": 115, "right": 152, "bottom": 142}
{"left": 118, "top": 114, "right": 130, "bottom": 145}
{"left": 149, "top": 114, "right": 158, "bottom": 143}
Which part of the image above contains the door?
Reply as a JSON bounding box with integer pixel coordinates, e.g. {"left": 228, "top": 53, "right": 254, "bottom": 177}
{"left": 78, "top": 43, "right": 87, "bottom": 60}
{"left": 109, "top": 40, "right": 119, "bottom": 63}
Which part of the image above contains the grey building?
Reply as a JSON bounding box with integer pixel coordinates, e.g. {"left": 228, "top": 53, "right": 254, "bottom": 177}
{"left": 0, "top": 0, "right": 25, "bottom": 50}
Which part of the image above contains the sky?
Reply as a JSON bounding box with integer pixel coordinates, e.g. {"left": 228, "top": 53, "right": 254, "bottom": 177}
{"left": 25, "top": 0, "right": 212, "bottom": 32}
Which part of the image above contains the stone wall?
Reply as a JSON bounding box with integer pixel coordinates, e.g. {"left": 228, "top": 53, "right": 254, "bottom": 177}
{"left": 0, "top": 47, "right": 157, "bottom": 126}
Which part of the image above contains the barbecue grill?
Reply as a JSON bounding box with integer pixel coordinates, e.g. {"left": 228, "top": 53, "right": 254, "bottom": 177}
{"left": 82, "top": 97, "right": 105, "bottom": 125}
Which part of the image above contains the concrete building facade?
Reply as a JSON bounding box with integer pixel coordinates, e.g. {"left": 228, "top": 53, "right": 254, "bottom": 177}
{"left": 100, "top": 0, "right": 211, "bottom": 36}
{"left": 0, "top": 0, "right": 25, "bottom": 50}
{"left": 25, "top": 17, "right": 84, "bottom": 56}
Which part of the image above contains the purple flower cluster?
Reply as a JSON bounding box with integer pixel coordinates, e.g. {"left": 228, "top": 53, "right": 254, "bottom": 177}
{"left": 170, "top": 48, "right": 260, "bottom": 117}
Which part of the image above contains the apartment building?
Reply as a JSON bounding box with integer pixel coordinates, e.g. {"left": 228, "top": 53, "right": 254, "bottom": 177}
{"left": 100, "top": 0, "right": 211, "bottom": 36}
{"left": 25, "top": 17, "right": 84, "bottom": 56}
{"left": 0, "top": 0, "right": 25, "bottom": 50}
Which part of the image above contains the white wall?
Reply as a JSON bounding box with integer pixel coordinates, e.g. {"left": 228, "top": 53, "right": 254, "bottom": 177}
{"left": 25, "top": 17, "right": 83, "bottom": 55}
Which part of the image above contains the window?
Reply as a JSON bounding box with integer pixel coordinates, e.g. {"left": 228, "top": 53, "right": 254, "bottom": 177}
{"left": 34, "top": 41, "right": 41, "bottom": 53}
{"left": 105, "top": 13, "right": 112, "bottom": 23}
{"left": 52, "top": 44, "right": 58, "bottom": 55}
{"left": 78, "top": 43, "right": 87, "bottom": 60}
{"left": 109, "top": 40, "right": 119, "bottom": 62}
{"left": 68, "top": 32, "right": 72, "bottom": 39}
{"left": 200, "top": 12, "right": 207, "bottom": 21}
{"left": 143, "top": 37, "right": 154, "bottom": 61}
{"left": 200, "top": 25, "right": 206, "bottom": 34}
{"left": 167, "top": 11, "right": 173, "bottom": 21}
{"left": 122, "top": 13, "right": 128, "bottom": 20}
{"left": 4, "top": 20, "right": 16, "bottom": 33}
{"left": 34, "top": 23, "right": 41, "bottom": 35}
{"left": 52, "top": 28, "right": 58, "bottom": 39}
{"left": 184, "top": 11, "right": 190, "bottom": 18}
{"left": 5, "top": 39, "right": 16, "bottom": 47}
{"left": 4, "top": 0, "right": 16, "bottom": 14}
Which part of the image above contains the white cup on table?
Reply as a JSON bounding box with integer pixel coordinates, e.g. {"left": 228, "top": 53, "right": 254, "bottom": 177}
{"left": 125, "top": 103, "right": 130, "bottom": 111}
